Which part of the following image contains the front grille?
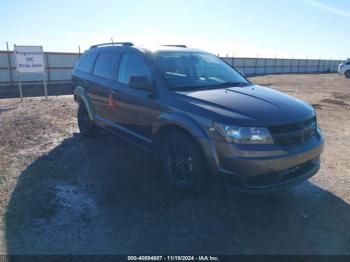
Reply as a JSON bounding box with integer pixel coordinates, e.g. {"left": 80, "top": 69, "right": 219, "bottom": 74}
{"left": 246, "top": 160, "right": 315, "bottom": 188}
{"left": 268, "top": 117, "right": 317, "bottom": 146}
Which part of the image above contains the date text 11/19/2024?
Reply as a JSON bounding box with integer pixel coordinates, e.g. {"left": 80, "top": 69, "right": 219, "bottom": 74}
{"left": 127, "top": 256, "right": 220, "bottom": 261}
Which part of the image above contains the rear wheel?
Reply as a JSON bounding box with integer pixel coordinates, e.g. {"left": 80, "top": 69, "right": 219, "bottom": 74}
{"left": 77, "top": 102, "right": 98, "bottom": 137}
{"left": 345, "top": 70, "right": 350, "bottom": 78}
{"left": 159, "top": 132, "right": 207, "bottom": 194}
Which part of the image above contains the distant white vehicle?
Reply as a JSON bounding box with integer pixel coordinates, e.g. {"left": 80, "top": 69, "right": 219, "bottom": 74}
{"left": 338, "top": 58, "right": 350, "bottom": 78}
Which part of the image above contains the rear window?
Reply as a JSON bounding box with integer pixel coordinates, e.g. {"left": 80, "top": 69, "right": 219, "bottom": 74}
{"left": 75, "top": 52, "right": 97, "bottom": 73}
{"left": 93, "top": 52, "right": 118, "bottom": 80}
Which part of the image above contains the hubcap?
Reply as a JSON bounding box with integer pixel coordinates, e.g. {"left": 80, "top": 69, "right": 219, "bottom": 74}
{"left": 167, "top": 142, "right": 194, "bottom": 184}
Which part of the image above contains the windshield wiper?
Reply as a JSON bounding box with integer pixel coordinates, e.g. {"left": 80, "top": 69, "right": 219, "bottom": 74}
{"left": 211, "top": 81, "right": 250, "bottom": 88}
{"left": 191, "top": 81, "right": 250, "bottom": 90}
{"left": 171, "top": 85, "right": 209, "bottom": 91}
{"left": 171, "top": 82, "right": 250, "bottom": 91}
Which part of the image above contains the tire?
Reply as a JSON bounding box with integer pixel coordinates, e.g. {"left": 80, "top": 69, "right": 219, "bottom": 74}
{"left": 77, "top": 102, "right": 98, "bottom": 137}
{"left": 159, "top": 132, "right": 207, "bottom": 194}
{"left": 345, "top": 71, "right": 350, "bottom": 78}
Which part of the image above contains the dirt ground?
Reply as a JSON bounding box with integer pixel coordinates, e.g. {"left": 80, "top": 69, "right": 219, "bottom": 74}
{"left": 0, "top": 74, "right": 349, "bottom": 254}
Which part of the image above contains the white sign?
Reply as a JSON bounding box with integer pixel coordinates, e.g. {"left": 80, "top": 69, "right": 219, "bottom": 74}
{"left": 14, "top": 45, "right": 45, "bottom": 73}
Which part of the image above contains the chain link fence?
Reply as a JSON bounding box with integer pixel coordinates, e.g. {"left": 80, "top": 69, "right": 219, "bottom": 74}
{"left": 0, "top": 50, "right": 342, "bottom": 86}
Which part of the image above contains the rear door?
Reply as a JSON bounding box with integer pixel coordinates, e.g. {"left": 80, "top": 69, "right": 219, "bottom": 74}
{"left": 72, "top": 51, "right": 97, "bottom": 96}
{"left": 89, "top": 52, "right": 120, "bottom": 120}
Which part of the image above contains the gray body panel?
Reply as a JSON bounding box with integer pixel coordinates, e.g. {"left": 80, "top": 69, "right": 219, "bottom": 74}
{"left": 72, "top": 44, "right": 324, "bottom": 193}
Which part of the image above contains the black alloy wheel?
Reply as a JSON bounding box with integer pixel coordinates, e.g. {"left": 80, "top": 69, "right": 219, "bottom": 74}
{"left": 160, "top": 132, "right": 207, "bottom": 193}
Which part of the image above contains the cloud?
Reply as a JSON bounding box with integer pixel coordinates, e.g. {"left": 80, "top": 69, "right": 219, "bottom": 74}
{"left": 303, "top": 0, "right": 350, "bottom": 18}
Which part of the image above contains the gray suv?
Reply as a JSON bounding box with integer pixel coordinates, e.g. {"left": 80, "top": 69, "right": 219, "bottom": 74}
{"left": 72, "top": 43, "right": 324, "bottom": 194}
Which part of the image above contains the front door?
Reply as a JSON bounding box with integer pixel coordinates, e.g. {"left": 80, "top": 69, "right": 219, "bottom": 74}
{"left": 109, "top": 52, "right": 162, "bottom": 148}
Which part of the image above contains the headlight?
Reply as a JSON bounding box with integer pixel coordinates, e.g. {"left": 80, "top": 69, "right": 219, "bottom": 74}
{"left": 213, "top": 123, "right": 274, "bottom": 144}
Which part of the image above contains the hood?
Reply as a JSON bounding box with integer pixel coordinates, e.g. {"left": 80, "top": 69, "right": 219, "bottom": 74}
{"left": 175, "top": 85, "right": 315, "bottom": 126}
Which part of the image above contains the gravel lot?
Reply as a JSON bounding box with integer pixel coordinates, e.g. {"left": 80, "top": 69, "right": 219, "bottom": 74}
{"left": 0, "top": 74, "right": 349, "bottom": 254}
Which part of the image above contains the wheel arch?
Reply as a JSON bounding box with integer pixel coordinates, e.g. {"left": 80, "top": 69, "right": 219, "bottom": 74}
{"left": 345, "top": 70, "right": 350, "bottom": 78}
{"left": 74, "top": 86, "right": 95, "bottom": 121}
{"left": 152, "top": 112, "right": 219, "bottom": 174}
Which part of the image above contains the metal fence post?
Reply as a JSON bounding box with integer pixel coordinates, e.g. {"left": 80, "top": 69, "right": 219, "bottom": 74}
{"left": 255, "top": 53, "right": 258, "bottom": 76}
{"left": 18, "top": 72, "right": 23, "bottom": 102}
{"left": 45, "top": 52, "right": 50, "bottom": 83}
{"left": 232, "top": 52, "right": 234, "bottom": 68}
{"left": 243, "top": 58, "right": 246, "bottom": 75}
{"left": 6, "top": 42, "right": 14, "bottom": 86}
{"left": 43, "top": 72, "right": 48, "bottom": 100}
{"left": 331, "top": 60, "right": 334, "bottom": 73}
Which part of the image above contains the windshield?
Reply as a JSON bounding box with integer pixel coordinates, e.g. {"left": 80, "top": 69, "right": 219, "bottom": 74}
{"left": 153, "top": 51, "right": 250, "bottom": 90}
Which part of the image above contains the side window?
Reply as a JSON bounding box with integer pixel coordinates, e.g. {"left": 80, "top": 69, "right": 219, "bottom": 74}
{"left": 346, "top": 62, "right": 350, "bottom": 65}
{"left": 75, "top": 52, "right": 96, "bottom": 73}
{"left": 117, "top": 53, "right": 152, "bottom": 85}
{"left": 93, "top": 52, "right": 118, "bottom": 80}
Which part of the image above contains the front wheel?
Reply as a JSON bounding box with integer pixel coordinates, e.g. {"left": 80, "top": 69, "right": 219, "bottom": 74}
{"left": 345, "top": 70, "right": 350, "bottom": 78}
{"left": 77, "top": 102, "right": 98, "bottom": 137}
{"left": 159, "top": 132, "right": 208, "bottom": 194}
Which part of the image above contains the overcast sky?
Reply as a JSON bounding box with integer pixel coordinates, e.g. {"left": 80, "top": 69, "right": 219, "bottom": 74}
{"left": 1, "top": 0, "right": 349, "bottom": 59}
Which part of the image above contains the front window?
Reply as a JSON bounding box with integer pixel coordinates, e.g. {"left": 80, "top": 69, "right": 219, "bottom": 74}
{"left": 153, "top": 51, "right": 249, "bottom": 90}
{"left": 118, "top": 53, "right": 152, "bottom": 85}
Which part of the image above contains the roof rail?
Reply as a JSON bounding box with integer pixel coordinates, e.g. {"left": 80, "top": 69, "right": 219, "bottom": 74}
{"left": 90, "top": 42, "right": 134, "bottom": 48}
{"left": 160, "top": 44, "right": 187, "bottom": 48}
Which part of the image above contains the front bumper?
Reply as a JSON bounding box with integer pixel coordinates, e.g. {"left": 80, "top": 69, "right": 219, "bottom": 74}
{"left": 201, "top": 129, "right": 324, "bottom": 193}
{"left": 219, "top": 156, "right": 321, "bottom": 193}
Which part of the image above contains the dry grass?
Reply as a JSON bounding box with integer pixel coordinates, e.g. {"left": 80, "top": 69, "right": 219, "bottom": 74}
{"left": 0, "top": 74, "right": 349, "bottom": 254}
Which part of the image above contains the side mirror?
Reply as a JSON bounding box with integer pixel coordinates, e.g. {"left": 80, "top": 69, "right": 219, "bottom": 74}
{"left": 128, "top": 76, "right": 154, "bottom": 93}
